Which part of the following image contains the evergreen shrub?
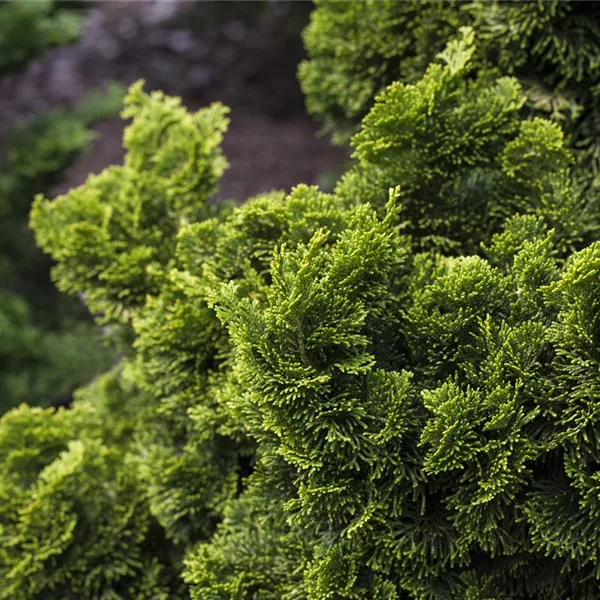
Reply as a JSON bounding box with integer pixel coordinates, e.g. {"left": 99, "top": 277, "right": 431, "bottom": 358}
{"left": 0, "top": 85, "right": 123, "bottom": 413}
{"left": 0, "top": 0, "right": 83, "bottom": 72}
{"left": 1, "top": 23, "right": 599, "bottom": 600}
{"left": 0, "top": 369, "right": 184, "bottom": 600}
{"left": 300, "top": 0, "right": 600, "bottom": 186}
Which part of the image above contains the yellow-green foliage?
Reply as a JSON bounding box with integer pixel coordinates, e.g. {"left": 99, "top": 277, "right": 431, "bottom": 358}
{"left": 6, "top": 28, "right": 600, "bottom": 600}
{"left": 32, "top": 82, "right": 229, "bottom": 322}
{"left": 0, "top": 370, "right": 183, "bottom": 599}
{"left": 300, "top": 0, "right": 600, "bottom": 184}
{"left": 336, "top": 29, "right": 595, "bottom": 255}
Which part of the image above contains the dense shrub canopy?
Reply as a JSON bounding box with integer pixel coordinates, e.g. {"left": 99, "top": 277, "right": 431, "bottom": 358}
{"left": 300, "top": 0, "right": 600, "bottom": 186}
{"left": 6, "top": 21, "right": 597, "bottom": 598}
{"left": 334, "top": 28, "right": 597, "bottom": 255}
{"left": 0, "top": 370, "right": 186, "bottom": 600}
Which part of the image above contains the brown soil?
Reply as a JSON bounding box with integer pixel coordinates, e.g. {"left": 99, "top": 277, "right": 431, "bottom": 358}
{"left": 0, "top": 1, "right": 348, "bottom": 201}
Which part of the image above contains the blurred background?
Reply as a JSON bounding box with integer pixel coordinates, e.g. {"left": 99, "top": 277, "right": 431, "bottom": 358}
{"left": 0, "top": 0, "right": 346, "bottom": 415}
{"left": 0, "top": 0, "right": 347, "bottom": 200}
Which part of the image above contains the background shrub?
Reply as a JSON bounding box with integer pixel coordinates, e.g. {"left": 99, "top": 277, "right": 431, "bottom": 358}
{"left": 0, "top": 0, "right": 83, "bottom": 72}
{"left": 0, "top": 1, "right": 121, "bottom": 413}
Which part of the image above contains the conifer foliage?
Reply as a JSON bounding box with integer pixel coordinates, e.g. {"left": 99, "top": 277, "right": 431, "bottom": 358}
{"left": 335, "top": 28, "right": 595, "bottom": 255}
{"left": 300, "top": 0, "right": 600, "bottom": 184}
{"left": 0, "top": 0, "right": 82, "bottom": 71}
{"left": 0, "top": 0, "right": 122, "bottom": 413}
{"left": 1, "top": 10, "right": 600, "bottom": 600}
{"left": 0, "top": 85, "right": 123, "bottom": 413}
{"left": 0, "top": 371, "right": 183, "bottom": 600}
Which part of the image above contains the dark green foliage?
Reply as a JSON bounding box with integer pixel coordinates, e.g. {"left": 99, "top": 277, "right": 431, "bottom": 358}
{"left": 183, "top": 485, "right": 312, "bottom": 600}
{"left": 0, "top": 291, "right": 112, "bottom": 414}
{"left": 6, "top": 19, "right": 600, "bottom": 600}
{"left": 300, "top": 0, "right": 600, "bottom": 184}
{"left": 0, "top": 0, "right": 83, "bottom": 71}
{"left": 0, "top": 84, "right": 124, "bottom": 413}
